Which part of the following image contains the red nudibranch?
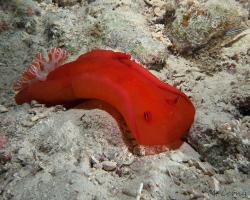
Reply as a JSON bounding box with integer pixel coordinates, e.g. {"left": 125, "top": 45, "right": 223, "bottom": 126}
{"left": 14, "top": 48, "right": 195, "bottom": 147}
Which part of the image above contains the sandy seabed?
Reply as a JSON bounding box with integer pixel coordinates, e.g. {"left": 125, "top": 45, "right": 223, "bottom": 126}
{"left": 0, "top": 0, "right": 250, "bottom": 200}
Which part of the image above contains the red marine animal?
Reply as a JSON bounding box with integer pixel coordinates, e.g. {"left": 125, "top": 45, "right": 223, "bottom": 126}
{"left": 14, "top": 49, "right": 195, "bottom": 147}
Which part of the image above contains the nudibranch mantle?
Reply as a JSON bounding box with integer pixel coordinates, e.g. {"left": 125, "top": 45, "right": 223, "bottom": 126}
{"left": 14, "top": 48, "right": 195, "bottom": 147}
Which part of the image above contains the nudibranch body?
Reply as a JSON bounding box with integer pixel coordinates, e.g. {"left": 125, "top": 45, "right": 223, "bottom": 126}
{"left": 14, "top": 49, "right": 195, "bottom": 147}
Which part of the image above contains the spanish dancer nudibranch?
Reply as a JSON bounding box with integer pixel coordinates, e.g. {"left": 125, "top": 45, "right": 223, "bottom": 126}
{"left": 14, "top": 48, "right": 195, "bottom": 147}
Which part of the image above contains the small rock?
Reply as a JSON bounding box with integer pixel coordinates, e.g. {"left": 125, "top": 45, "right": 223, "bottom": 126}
{"left": 102, "top": 160, "right": 117, "bottom": 171}
{"left": 30, "top": 107, "right": 55, "bottom": 122}
{"left": 0, "top": 105, "right": 8, "bottom": 113}
{"left": 31, "top": 100, "right": 44, "bottom": 107}
{"left": 54, "top": 105, "right": 66, "bottom": 112}
{"left": 209, "top": 177, "right": 220, "bottom": 193}
{"left": 170, "top": 151, "right": 186, "bottom": 162}
{"left": 189, "top": 160, "right": 216, "bottom": 176}
{"left": 21, "top": 121, "right": 35, "bottom": 127}
{"left": 179, "top": 142, "right": 200, "bottom": 160}
{"left": 30, "top": 115, "right": 41, "bottom": 122}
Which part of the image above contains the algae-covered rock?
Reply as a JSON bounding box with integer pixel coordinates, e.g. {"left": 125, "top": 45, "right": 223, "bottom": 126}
{"left": 167, "top": 0, "right": 248, "bottom": 52}
{"left": 1, "top": 0, "right": 41, "bottom": 16}
{"left": 0, "top": 0, "right": 41, "bottom": 33}
{"left": 84, "top": 0, "right": 167, "bottom": 65}
{"left": 100, "top": 11, "right": 167, "bottom": 64}
{"left": 190, "top": 117, "right": 250, "bottom": 173}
